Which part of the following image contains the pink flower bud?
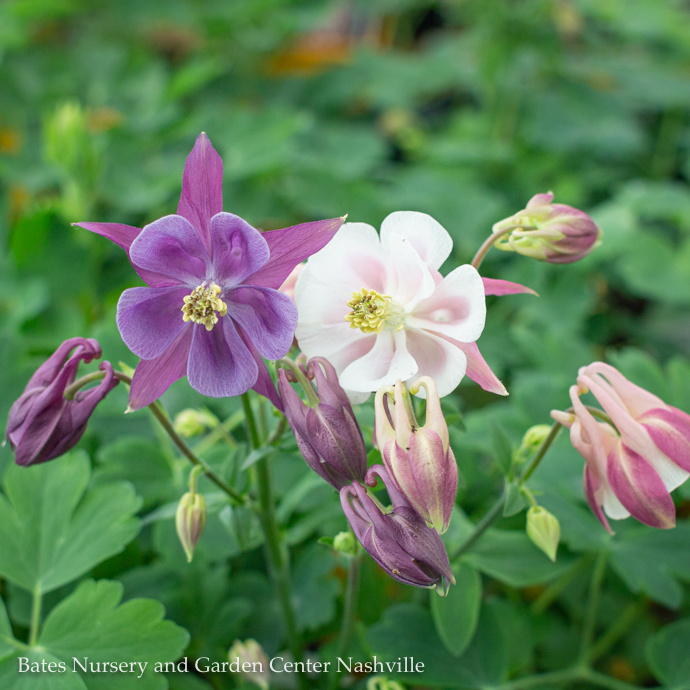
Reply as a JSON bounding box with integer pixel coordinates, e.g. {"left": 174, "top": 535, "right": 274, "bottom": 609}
{"left": 551, "top": 362, "right": 690, "bottom": 531}
{"left": 175, "top": 491, "right": 207, "bottom": 562}
{"left": 374, "top": 377, "right": 457, "bottom": 533}
{"left": 493, "top": 192, "right": 602, "bottom": 264}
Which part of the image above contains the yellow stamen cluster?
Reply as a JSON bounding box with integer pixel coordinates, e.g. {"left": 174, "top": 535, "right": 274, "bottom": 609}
{"left": 345, "top": 288, "right": 403, "bottom": 334}
{"left": 181, "top": 283, "right": 228, "bottom": 331}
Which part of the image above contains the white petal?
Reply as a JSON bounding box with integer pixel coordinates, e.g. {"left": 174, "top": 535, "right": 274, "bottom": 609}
{"left": 408, "top": 264, "right": 486, "bottom": 343}
{"left": 405, "top": 329, "right": 468, "bottom": 398}
{"left": 381, "top": 231, "right": 436, "bottom": 308}
{"left": 381, "top": 211, "right": 453, "bottom": 271}
{"left": 339, "top": 330, "right": 417, "bottom": 393}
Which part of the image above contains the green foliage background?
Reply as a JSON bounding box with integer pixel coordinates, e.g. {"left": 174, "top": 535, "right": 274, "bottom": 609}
{"left": 2, "top": 0, "right": 690, "bottom": 688}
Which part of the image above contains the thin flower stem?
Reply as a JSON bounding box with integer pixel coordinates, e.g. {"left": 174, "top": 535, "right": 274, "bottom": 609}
{"left": 328, "top": 544, "right": 362, "bottom": 690}
{"left": 530, "top": 554, "right": 594, "bottom": 615}
{"left": 28, "top": 584, "right": 42, "bottom": 647}
{"left": 452, "top": 421, "right": 563, "bottom": 559}
{"left": 578, "top": 551, "right": 609, "bottom": 664}
{"left": 65, "top": 370, "right": 246, "bottom": 504}
{"left": 471, "top": 224, "right": 529, "bottom": 270}
{"left": 241, "top": 393, "right": 307, "bottom": 690}
{"left": 587, "top": 600, "right": 644, "bottom": 664}
{"left": 489, "top": 666, "right": 642, "bottom": 690}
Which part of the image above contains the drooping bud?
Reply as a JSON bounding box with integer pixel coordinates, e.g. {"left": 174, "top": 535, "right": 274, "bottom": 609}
{"left": 492, "top": 192, "right": 602, "bottom": 264}
{"left": 332, "top": 530, "right": 357, "bottom": 556}
{"left": 4, "top": 337, "right": 118, "bottom": 466}
{"left": 374, "top": 378, "right": 457, "bottom": 533}
{"left": 227, "top": 639, "right": 269, "bottom": 690}
{"left": 277, "top": 357, "right": 367, "bottom": 489}
{"left": 176, "top": 470, "right": 207, "bottom": 563}
{"left": 340, "top": 465, "right": 455, "bottom": 594}
{"left": 526, "top": 506, "right": 560, "bottom": 562}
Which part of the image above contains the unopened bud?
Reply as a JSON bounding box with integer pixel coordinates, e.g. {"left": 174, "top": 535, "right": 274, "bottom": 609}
{"left": 526, "top": 506, "right": 560, "bottom": 562}
{"left": 176, "top": 491, "right": 207, "bottom": 562}
{"left": 333, "top": 531, "right": 357, "bottom": 556}
{"left": 173, "top": 408, "right": 218, "bottom": 437}
{"left": 367, "top": 675, "right": 406, "bottom": 690}
{"left": 493, "top": 192, "right": 602, "bottom": 264}
{"left": 516, "top": 424, "right": 553, "bottom": 463}
{"left": 228, "top": 639, "right": 269, "bottom": 689}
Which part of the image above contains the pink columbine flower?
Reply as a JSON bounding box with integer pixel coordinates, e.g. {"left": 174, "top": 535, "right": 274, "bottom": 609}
{"left": 551, "top": 362, "right": 690, "bottom": 531}
{"left": 492, "top": 192, "right": 602, "bottom": 264}
{"left": 375, "top": 377, "right": 457, "bottom": 533}
{"left": 294, "top": 211, "right": 508, "bottom": 401}
{"left": 75, "top": 134, "right": 344, "bottom": 410}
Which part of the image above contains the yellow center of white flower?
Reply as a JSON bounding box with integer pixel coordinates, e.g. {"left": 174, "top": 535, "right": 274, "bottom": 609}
{"left": 345, "top": 288, "right": 404, "bottom": 334}
{"left": 181, "top": 283, "right": 228, "bottom": 331}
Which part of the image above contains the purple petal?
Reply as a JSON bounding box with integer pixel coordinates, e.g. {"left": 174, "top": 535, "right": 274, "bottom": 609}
{"left": 226, "top": 286, "right": 297, "bottom": 360}
{"left": 243, "top": 330, "right": 283, "bottom": 411}
{"left": 583, "top": 465, "right": 613, "bottom": 533}
{"left": 73, "top": 222, "right": 142, "bottom": 253}
{"left": 117, "top": 286, "right": 190, "bottom": 360}
{"left": 187, "top": 317, "right": 258, "bottom": 398}
{"left": 482, "top": 277, "right": 538, "bottom": 297}
{"left": 128, "top": 327, "right": 193, "bottom": 410}
{"left": 245, "top": 217, "right": 346, "bottom": 290}
{"left": 607, "top": 444, "right": 675, "bottom": 529}
{"left": 129, "top": 215, "right": 210, "bottom": 286}
{"left": 642, "top": 407, "right": 690, "bottom": 472}
{"left": 177, "top": 133, "right": 223, "bottom": 256}
{"left": 209, "top": 213, "right": 269, "bottom": 285}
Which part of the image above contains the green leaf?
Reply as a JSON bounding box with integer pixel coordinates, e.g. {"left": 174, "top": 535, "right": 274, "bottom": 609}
{"left": 503, "top": 481, "right": 529, "bottom": 517}
{"left": 491, "top": 422, "right": 514, "bottom": 475}
{"left": 0, "top": 452, "right": 141, "bottom": 593}
{"left": 39, "top": 580, "right": 188, "bottom": 690}
{"left": 645, "top": 618, "right": 690, "bottom": 688}
{"left": 367, "top": 602, "right": 506, "bottom": 687}
{"left": 431, "top": 562, "right": 482, "bottom": 656}
{"left": 292, "top": 544, "right": 341, "bottom": 632}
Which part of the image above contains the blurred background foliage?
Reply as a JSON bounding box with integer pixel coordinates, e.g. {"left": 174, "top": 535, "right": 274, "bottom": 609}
{"left": 2, "top": 0, "right": 690, "bottom": 688}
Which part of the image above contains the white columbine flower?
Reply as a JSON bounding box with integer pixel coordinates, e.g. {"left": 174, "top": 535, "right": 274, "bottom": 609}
{"left": 294, "top": 211, "right": 502, "bottom": 401}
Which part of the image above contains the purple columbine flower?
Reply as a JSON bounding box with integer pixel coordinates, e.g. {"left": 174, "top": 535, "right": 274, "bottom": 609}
{"left": 340, "top": 465, "right": 455, "bottom": 594}
{"left": 277, "top": 356, "right": 367, "bottom": 490}
{"left": 4, "top": 337, "right": 118, "bottom": 466}
{"left": 75, "top": 133, "right": 344, "bottom": 410}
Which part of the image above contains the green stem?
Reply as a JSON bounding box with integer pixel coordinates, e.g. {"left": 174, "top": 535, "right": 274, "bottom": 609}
{"left": 587, "top": 601, "right": 644, "bottom": 664}
{"left": 578, "top": 551, "right": 609, "bottom": 664}
{"left": 471, "top": 224, "right": 531, "bottom": 270}
{"left": 29, "top": 585, "right": 42, "bottom": 646}
{"left": 530, "top": 555, "right": 594, "bottom": 616}
{"left": 452, "top": 422, "right": 563, "bottom": 559}
{"left": 490, "top": 666, "right": 642, "bottom": 690}
{"left": 241, "top": 394, "right": 306, "bottom": 690}
{"left": 329, "top": 545, "right": 362, "bottom": 690}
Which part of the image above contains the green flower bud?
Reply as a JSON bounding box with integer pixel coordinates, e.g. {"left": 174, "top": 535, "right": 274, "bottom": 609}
{"left": 173, "top": 408, "right": 218, "bottom": 437}
{"left": 227, "top": 639, "right": 269, "bottom": 689}
{"left": 333, "top": 531, "right": 357, "bottom": 556}
{"left": 175, "top": 491, "right": 207, "bottom": 562}
{"left": 367, "top": 676, "right": 406, "bottom": 690}
{"left": 526, "top": 506, "right": 560, "bottom": 562}
{"left": 516, "top": 424, "right": 553, "bottom": 463}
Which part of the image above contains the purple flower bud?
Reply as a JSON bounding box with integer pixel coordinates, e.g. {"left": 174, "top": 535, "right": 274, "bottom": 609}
{"left": 4, "top": 337, "right": 118, "bottom": 466}
{"left": 278, "top": 357, "right": 367, "bottom": 489}
{"left": 340, "top": 465, "right": 455, "bottom": 594}
{"left": 375, "top": 377, "right": 457, "bottom": 533}
{"left": 493, "top": 192, "right": 602, "bottom": 264}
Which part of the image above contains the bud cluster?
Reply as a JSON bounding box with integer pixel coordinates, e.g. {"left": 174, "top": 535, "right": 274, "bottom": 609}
{"left": 278, "top": 356, "right": 458, "bottom": 593}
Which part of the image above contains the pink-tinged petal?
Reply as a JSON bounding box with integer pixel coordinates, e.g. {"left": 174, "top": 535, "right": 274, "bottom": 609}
{"left": 449, "top": 340, "right": 507, "bottom": 396}
{"left": 607, "top": 444, "right": 676, "bottom": 529}
{"left": 381, "top": 231, "right": 436, "bottom": 308}
{"left": 129, "top": 215, "right": 210, "bottom": 286}
{"left": 404, "top": 330, "right": 468, "bottom": 399}
{"left": 339, "top": 330, "right": 417, "bottom": 393}
{"left": 128, "top": 327, "right": 193, "bottom": 410}
{"left": 642, "top": 407, "right": 690, "bottom": 473}
{"left": 209, "top": 213, "right": 269, "bottom": 285}
{"left": 245, "top": 216, "right": 346, "bottom": 290}
{"left": 409, "top": 265, "right": 486, "bottom": 343}
{"left": 244, "top": 339, "right": 283, "bottom": 411}
{"left": 294, "top": 222, "right": 387, "bottom": 297}
{"left": 526, "top": 192, "right": 555, "bottom": 208}
{"left": 73, "top": 222, "right": 142, "bottom": 252}
{"left": 188, "top": 317, "right": 258, "bottom": 398}
{"left": 177, "top": 132, "right": 223, "bottom": 256}
{"left": 482, "top": 277, "right": 538, "bottom": 297}
{"left": 380, "top": 211, "right": 453, "bottom": 271}
{"left": 583, "top": 465, "right": 613, "bottom": 533}
{"left": 226, "top": 286, "right": 297, "bottom": 360}
{"left": 117, "top": 286, "right": 190, "bottom": 360}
